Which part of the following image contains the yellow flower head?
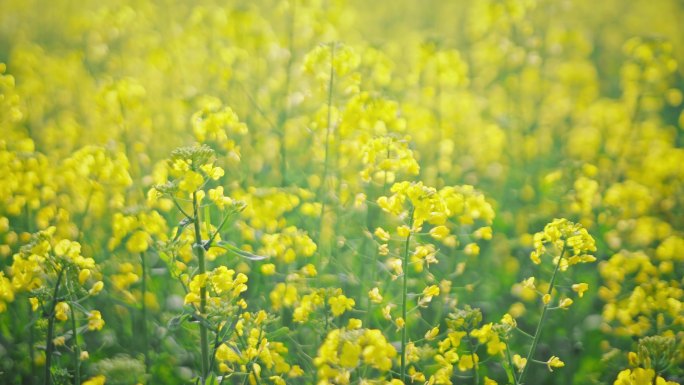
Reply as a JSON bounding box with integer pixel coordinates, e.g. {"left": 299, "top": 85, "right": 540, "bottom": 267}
{"left": 395, "top": 317, "right": 405, "bottom": 330}
{"left": 260, "top": 263, "right": 276, "bottom": 276}
{"left": 89, "top": 281, "right": 104, "bottom": 296}
{"left": 458, "top": 354, "right": 478, "bottom": 372}
{"left": 368, "top": 287, "right": 383, "bottom": 304}
{"left": 501, "top": 313, "right": 517, "bottom": 328}
{"left": 88, "top": 310, "right": 105, "bottom": 331}
{"left": 546, "top": 356, "right": 565, "bottom": 372}
{"left": 513, "top": 354, "right": 527, "bottom": 372}
{"left": 572, "top": 283, "right": 589, "bottom": 298}
{"left": 425, "top": 326, "right": 440, "bottom": 340}
{"left": 521, "top": 277, "right": 535, "bottom": 290}
{"left": 126, "top": 231, "right": 149, "bottom": 253}
{"left": 55, "top": 301, "right": 70, "bottom": 322}
{"left": 429, "top": 225, "right": 450, "bottom": 240}
{"left": 374, "top": 227, "right": 391, "bottom": 241}
{"left": 83, "top": 375, "right": 106, "bottom": 385}
{"left": 328, "top": 294, "right": 355, "bottom": 316}
{"left": 559, "top": 298, "right": 574, "bottom": 309}
{"left": 29, "top": 297, "right": 40, "bottom": 312}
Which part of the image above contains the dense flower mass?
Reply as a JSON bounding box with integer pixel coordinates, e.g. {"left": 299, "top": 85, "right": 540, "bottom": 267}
{"left": 315, "top": 326, "right": 398, "bottom": 384}
{"left": 0, "top": 0, "right": 683, "bottom": 385}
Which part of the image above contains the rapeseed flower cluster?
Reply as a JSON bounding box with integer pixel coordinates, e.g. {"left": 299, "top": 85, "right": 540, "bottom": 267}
{"left": 315, "top": 325, "right": 397, "bottom": 384}
{"left": 5, "top": 228, "right": 105, "bottom": 384}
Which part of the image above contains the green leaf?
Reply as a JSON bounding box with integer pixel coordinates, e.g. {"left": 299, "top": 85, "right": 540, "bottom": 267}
{"left": 167, "top": 314, "right": 191, "bottom": 331}
{"left": 68, "top": 301, "right": 89, "bottom": 314}
{"left": 204, "top": 372, "right": 218, "bottom": 385}
{"left": 268, "top": 327, "right": 290, "bottom": 339}
{"left": 203, "top": 204, "right": 212, "bottom": 236}
{"left": 172, "top": 217, "right": 193, "bottom": 242}
{"left": 214, "top": 240, "right": 268, "bottom": 261}
{"left": 191, "top": 312, "right": 215, "bottom": 331}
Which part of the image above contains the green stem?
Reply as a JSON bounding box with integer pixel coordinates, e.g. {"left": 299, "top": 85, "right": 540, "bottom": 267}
{"left": 278, "top": 0, "right": 296, "bottom": 187}
{"left": 253, "top": 368, "right": 262, "bottom": 385}
{"left": 77, "top": 186, "right": 95, "bottom": 241}
{"left": 363, "top": 178, "right": 389, "bottom": 326}
{"left": 140, "top": 252, "right": 150, "bottom": 379}
{"left": 515, "top": 328, "right": 535, "bottom": 339}
{"left": 504, "top": 341, "right": 519, "bottom": 385}
{"left": 208, "top": 325, "right": 222, "bottom": 374}
{"left": 466, "top": 330, "right": 479, "bottom": 385}
{"left": 25, "top": 207, "right": 36, "bottom": 380}
{"left": 44, "top": 268, "right": 65, "bottom": 385}
{"left": 192, "top": 191, "right": 211, "bottom": 382}
{"left": 318, "top": 43, "right": 335, "bottom": 258}
{"left": 205, "top": 212, "right": 231, "bottom": 250}
{"left": 29, "top": 301, "right": 36, "bottom": 379}
{"left": 172, "top": 196, "right": 193, "bottom": 220}
{"left": 400, "top": 208, "right": 415, "bottom": 383}
{"left": 320, "top": 42, "right": 336, "bottom": 199}
{"left": 517, "top": 247, "right": 565, "bottom": 385}
{"left": 69, "top": 299, "right": 80, "bottom": 385}
{"left": 316, "top": 42, "right": 336, "bottom": 269}
{"left": 324, "top": 291, "right": 330, "bottom": 331}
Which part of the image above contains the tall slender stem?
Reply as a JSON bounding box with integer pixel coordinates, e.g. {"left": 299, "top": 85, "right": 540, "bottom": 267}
{"left": 363, "top": 178, "right": 389, "bottom": 325}
{"left": 26, "top": 207, "right": 36, "bottom": 379}
{"left": 505, "top": 341, "right": 519, "bottom": 385}
{"left": 466, "top": 330, "right": 479, "bottom": 385}
{"left": 44, "top": 267, "right": 65, "bottom": 385}
{"left": 192, "top": 191, "right": 210, "bottom": 382}
{"left": 400, "top": 208, "right": 415, "bottom": 383}
{"left": 77, "top": 186, "right": 95, "bottom": 242}
{"left": 320, "top": 42, "right": 336, "bottom": 199}
{"left": 517, "top": 247, "right": 565, "bottom": 385}
{"left": 28, "top": 300, "right": 36, "bottom": 380}
{"left": 140, "top": 252, "right": 150, "bottom": 379}
{"left": 316, "top": 43, "right": 336, "bottom": 267}
{"left": 69, "top": 298, "right": 80, "bottom": 385}
{"left": 278, "top": 0, "right": 296, "bottom": 187}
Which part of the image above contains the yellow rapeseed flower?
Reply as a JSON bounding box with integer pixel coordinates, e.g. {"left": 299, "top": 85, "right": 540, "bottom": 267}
{"left": 82, "top": 375, "right": 106, "bottom": 385}
{"left": 513, "top": 354, "right": 527, "bottom": 372}
{"left": 546, "top": 356, "right": 565, "bottom": 371}
{"left": 55, "top": 301, "right": 69, "bottom": 321}
{"left": 368, "top": 287, "right": 383, "bottom": 303}
{"left": 87, "top": 310, "right": 105, "bottom": 331}
{"left": 572, "top": 283, "right": 589, "bottom": 298}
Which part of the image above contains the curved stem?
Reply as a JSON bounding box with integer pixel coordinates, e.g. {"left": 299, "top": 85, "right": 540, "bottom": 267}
{"left": 140, "top": 252, "right": 150, "bottom": 379}
{"left": 315, "top": 43, "right": 336, "bottom": 271}
{"left": 400, "top": 208, "right": 415, "bottom": 383}
{"left": 320, "top": 42, "right": 336, "bottom": 200}
{"left": 192, "top": 191, "right": 210, "bottom": 382}
{"left": 504, "top": 341, "right": 519, "bottom": 385}
{"left": 278, "top": 0, "right": 296, "bottom": 186}
{"left": 79, "top": 186, "right": 94, "bottom": 232}
{"left": 25, "top": 207, "right": 37, "bottom": 379}
{"left": 517, "top": 247, "right": 566, "bottom": 385}
{"left": 205, "top": 212, "right": 231, "bottom": 250}
{"left": 466, "top": 330, "right": 479, "bottom": 385}
{"left": 172, "top": 197, "right": 193, "bottom": 220}
{"left": 44, "top": 267, "right": 65, "bottom": 385}
{"left": 207, "top": 325, "right": 222, "bottom": 374}
{"left": 69, "top": 299, "right": 80, "bottom": 385}
{"left": 29, "top": 300, "right": 36, "bottom": 379}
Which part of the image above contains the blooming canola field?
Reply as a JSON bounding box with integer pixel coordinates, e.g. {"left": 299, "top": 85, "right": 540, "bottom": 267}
{"left": 0, "top": 0, "right": 683, "bottom": 384}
